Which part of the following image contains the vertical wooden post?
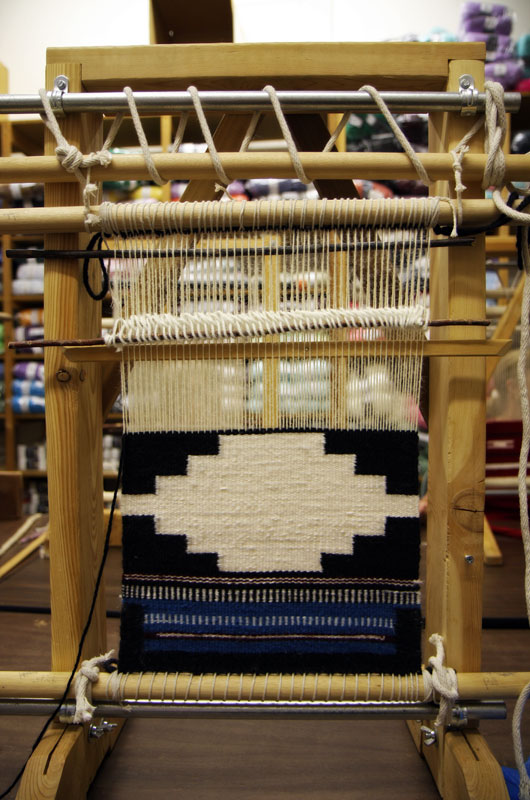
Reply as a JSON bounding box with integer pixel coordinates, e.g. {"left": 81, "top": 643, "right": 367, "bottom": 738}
{"left": 18, "top": 61, "right": 122, "bottom": 800}
{"left": 410, "top": 58, "right": 509, "bottom": 799}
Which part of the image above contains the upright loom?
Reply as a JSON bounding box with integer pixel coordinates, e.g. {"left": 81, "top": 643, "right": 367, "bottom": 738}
{"left": 0, "top": 42, "right": 529, "bottom": 799}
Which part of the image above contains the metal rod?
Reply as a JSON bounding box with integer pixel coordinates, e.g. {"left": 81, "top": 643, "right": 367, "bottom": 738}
{"left": 0, "top": 89, "right": 521, "bottom": 116}
{"left": 0, "top": 698, "right": 507, "bottom": 721}
{"left": 5, "top": 238, "right": 474, "bottom": 261}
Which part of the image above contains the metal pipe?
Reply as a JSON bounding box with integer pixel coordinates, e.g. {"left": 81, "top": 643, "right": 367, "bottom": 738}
{"left": 0, "top": 699, "right": 507, "bottom": 721}
{"left": 0, "top": 89, "right": 521, "bottom": 116}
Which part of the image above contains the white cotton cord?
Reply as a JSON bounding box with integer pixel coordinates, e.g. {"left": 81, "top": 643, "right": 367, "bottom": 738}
{"left": 123, "top": 86, "right": 165, "bottom": 186}
{"left": 73, "top": 650, "right": 114, "bottom": 724}
{"left": 263, "top": 85, "right": 311, "bottom": 184}
{"left": 168, "top": 112, "right": 189, "bottom": 153}
{"left": 512, "top": 232, "right": 530, "bottom": 798}
{"left": 187, "top": 85, "right": 232, "bottom": 190}
{"left": 426, "top": 634, "right": 459, "bottom": 729}
{"left": 39, "top": 88, "right": 124, "bottom": 229}
{"left": 449, "top": 115, "right": 485, "bottom": 234}
{"left": 513, "top": 681, "right": 530, "bottom": 800}
{"left": 323, "top": 111, "right": 351, "bottom": 153}
{"left": 105, "top": 305, "right": 428, "bottom": 346}
{"left": 358, "top": 85, "right": 431, "bottom": 186}
{"left": 481, "top": 82, "right": 530, "bottom": 227}
{"left": 239, "top": 112, "right": 262, "bottom": 152}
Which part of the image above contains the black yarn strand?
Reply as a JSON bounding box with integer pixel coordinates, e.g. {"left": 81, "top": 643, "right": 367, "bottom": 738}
{"left": 83, "top": 232, "right": 110, "bottom": 301}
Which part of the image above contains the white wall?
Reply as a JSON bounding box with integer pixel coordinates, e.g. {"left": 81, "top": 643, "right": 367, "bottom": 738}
{"left": 0, "top": 0, "right": 149, "bottom": 94}
{"left": 233, "top": 0, "right": 530, "bottom": 44}
{"left": 0, "top": 0, "right": 529, "bottom": 95}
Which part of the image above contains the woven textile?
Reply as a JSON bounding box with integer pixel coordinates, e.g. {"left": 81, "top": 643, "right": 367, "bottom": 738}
{"left": 118, "top": 428, "right": 421, "bottom": 674}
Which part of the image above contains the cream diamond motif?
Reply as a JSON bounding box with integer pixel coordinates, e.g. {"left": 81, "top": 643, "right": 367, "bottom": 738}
{"left": 122, "top": 433, "right": 418, "bottom": 572}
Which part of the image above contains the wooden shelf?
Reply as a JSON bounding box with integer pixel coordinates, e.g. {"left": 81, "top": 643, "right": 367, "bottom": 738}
{"left": 14, "top": 413, "right": 46, "bottom": 420}
{"left": 22, "top": 469, "right": 47, "bottom": 478}
{"left": 13, "top": 353, "right": 44, "bottom": 360}
{"left": 11, "top": 294, "right": 44, "bottom": 304}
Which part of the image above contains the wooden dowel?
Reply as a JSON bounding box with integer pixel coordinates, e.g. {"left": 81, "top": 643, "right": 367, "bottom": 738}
{"left": 0, "top": 531, "right": 48, "bottom": 581}
{"left": 0, "top": 152, "right": 529, "bottom": 185}
{"left": 60, "top": 339, "right": 511, "bottom": 363}
{"left": 0, "top": 513, "right": 43, "bottom": 559}
{"left": 0, "top": 670, "right": 529, "bottom": 701}
{"left": 0, "top": 199, "right": 515, "bottom": 234}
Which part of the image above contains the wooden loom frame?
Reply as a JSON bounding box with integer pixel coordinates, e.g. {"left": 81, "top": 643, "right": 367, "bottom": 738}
{"left": 1, "top": 41, "right": 529, "bottom": 798}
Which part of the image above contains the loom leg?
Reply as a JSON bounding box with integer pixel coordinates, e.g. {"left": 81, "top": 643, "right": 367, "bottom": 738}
{"left": 407, "top": 722, "right": 509, "bottom": 799}
{"left": 17, "top": 720, "right": 125, "bottom": 800}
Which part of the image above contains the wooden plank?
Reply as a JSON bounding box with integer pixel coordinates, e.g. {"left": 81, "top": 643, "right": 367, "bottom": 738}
{"left": 46, "top": 42, "right": 485, "bottom": 92}
{"left": 486, "top": 273, "right": 524, "bottom": 382}
{"left": 483, "top": 516, "right": 503, "bottom": 566}
{"left": 0, "top": 530, "right": 48, "bottom": 580}
{"left": 18, "top": 721, "right": 124, "bottom": 800}
{"left": 179, "top": 113, "right": 257, "bottom": 202}
{"left": 444, "top": 730, "right": 509, "bottom": 800}
{"left": 63, "top": 339, "right": 512, "bottom": 363}
{"left": 419, "top": 57, "right": 509, "bottom": 800}
{"left": 43, "top": 62, "right": 106, "bottom": 671}
{"left": 287, "top": 113, "right": 360, "bottom": 200}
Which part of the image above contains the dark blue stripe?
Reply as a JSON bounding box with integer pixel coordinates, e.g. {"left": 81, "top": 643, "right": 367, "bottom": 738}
{"left": 143, "top": 637, "right": 396, "bottom": 655}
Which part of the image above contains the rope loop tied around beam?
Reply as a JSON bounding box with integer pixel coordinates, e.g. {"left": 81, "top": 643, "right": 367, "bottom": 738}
{"left": 73, "top": 650, "right": 115, "bottom": 724}
{"left": 422, "top": 633, "right": 459, "bottom": 728}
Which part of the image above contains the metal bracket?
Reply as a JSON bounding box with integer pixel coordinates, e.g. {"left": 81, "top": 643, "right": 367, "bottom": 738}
{"left": 88, "top": 719, "right": 118, "bottom": 740}
{"left": 49, "top": 74, "right": 69, "bottom": 118}
{"left": 459, "top": 74, "right": 479, "bottom": 116}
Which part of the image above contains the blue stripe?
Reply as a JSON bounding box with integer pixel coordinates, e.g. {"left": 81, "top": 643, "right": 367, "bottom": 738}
{"left": 143, "top": 637, "right": 396, "bottom": 655}
{"left": 127, "top": 599, "right": 413, "bottom": 635}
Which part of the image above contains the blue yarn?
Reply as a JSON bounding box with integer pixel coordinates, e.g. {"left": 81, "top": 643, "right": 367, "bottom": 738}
{"left": 502, "top": 757, "right": 530, "bottom": 799}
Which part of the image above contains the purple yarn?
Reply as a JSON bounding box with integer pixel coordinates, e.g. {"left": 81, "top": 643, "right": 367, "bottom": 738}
{"left": 461, "top": 13, "right": 512, "bottom": 35}
{"left": 12, "top": 361, "right": 45, "bottom": 381}
{"left": 485, "top": 59, "right": 524, "bottom": 89}
{"left": 462, "top": 32, "right": 513, "bottom": 58}
{"left": 461, "top": 2, "right": 508, "bottom": 20}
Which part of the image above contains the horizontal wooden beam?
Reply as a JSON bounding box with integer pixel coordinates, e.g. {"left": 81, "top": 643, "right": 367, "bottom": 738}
{"left": 0, "top": 669, "right": 528, "bottom": 702}
{"left": 47, "top": 42, "right": 485, "bottom": 92}
{"left": 0, "top": 199, "right": 516, "bottom": 234}
{"left": 0, "top": 151, "right": 528, "bottom": 185}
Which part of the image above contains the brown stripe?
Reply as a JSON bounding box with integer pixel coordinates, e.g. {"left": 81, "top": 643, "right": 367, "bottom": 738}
{"left": 154, "top": 632, "right": 388, "bottom": 641}
{"left": 124, "top": 574, "right": 419, "bottom": 587}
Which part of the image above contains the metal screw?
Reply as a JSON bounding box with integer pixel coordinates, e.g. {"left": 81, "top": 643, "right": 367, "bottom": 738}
{"left": 459, "top": 74, "right": 473, "bottom": 90}
{"left": 56, "top": 368, "right": 71, "bottom": 383}
{"left": 464, "top": 554, "right": 474, "bottom": 565}
{"left": 55, "top": 77, "right": 68, "bottom": 91}
{"left": 420, "top": 725, "right": 437, "bottom": 746}
{"left": 88, "top": 720, "right": 118, "bottom": 740}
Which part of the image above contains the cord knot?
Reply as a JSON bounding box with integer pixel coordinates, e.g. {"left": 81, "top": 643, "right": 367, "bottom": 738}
{"left": 55, "top": 143, "right": 85, "bottom": 173}
{"left": 73, "top": 650, "right": 114, "bottom": 724}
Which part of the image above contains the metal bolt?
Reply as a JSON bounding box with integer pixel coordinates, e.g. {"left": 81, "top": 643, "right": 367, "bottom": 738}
{"left": 464, "top": 554, "right": 474, "bottom": 565}
{"left": 56, "top": 368, "right": 71, "bottom": 383}
{"left": 88, "top": 720, "right": 118, "bottom": 740}
{"left": 420, "top": 725, "right": 437, "bottom": 746}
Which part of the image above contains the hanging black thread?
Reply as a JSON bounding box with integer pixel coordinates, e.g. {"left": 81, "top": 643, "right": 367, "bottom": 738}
{"left": 433, "top": 191, "right": 530, "bottom": 244}
{"left": 0, "top": 447, "right": 123, "bottom": 799}
{"left": 82, "top": 232, "right": 110, "bottom": 301}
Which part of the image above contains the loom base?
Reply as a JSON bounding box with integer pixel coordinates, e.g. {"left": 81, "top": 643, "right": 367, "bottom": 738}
{"left": 16, "top": 719, "right": 125, "bottom": 800}
{"left": 408, "top": 721, "right": 510, "bottom": 800}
